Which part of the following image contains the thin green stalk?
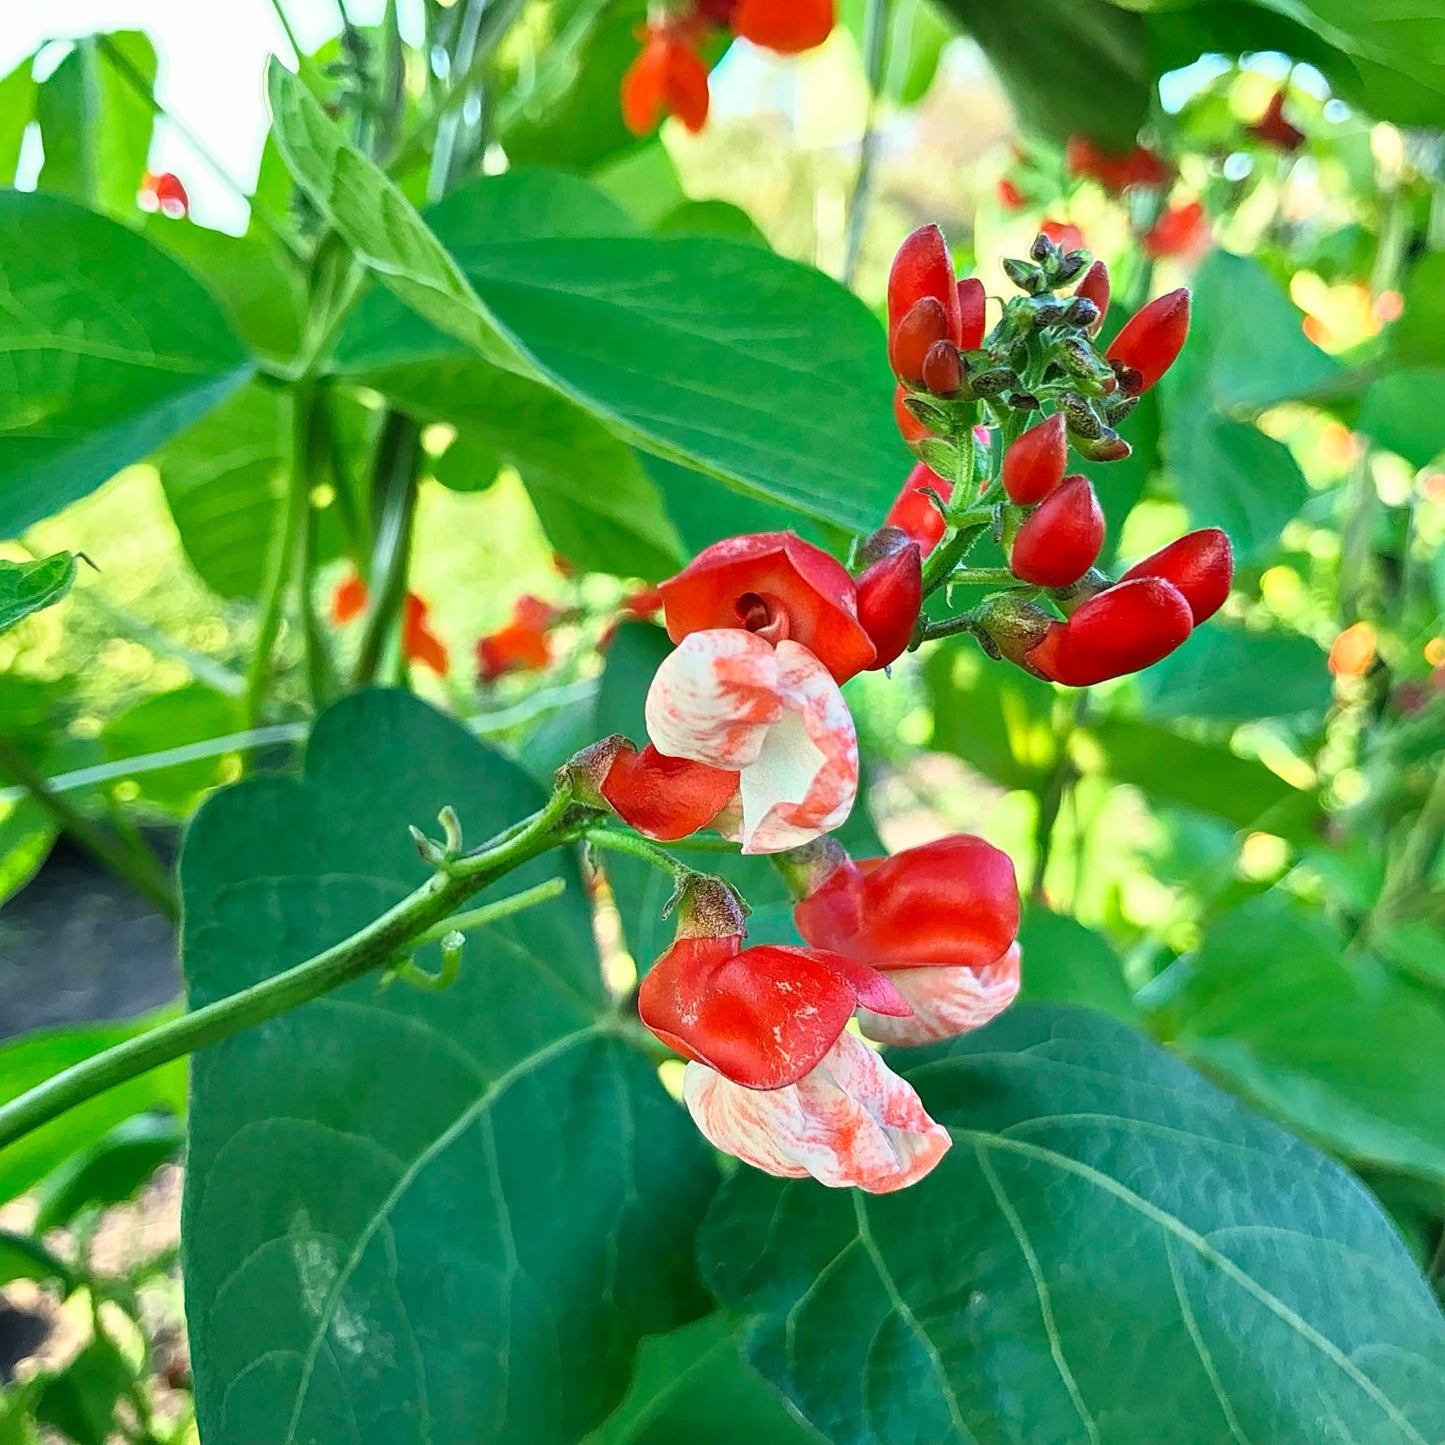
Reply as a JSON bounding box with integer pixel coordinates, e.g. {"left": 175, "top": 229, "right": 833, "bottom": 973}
{"left": 942, "top": 566, "right": 1022, "bottom": 587}
{"left": 922, "top": 519, "right": 990, "bottom": 595}
{"left": 0, "top": 786, "right": 580, "bottom": 1155}
{"left": 0, "top": 738, "right": 177, "bottom": 921}
{"left": 409, "top": 877, "right": 565, "bottom": 948}
{"left": 1029, "top": 694, "right": 1087, "bottom": 906}
{"left": 841, "top": 0, "right": 890, "bottom": 287}
{"left": 585, "top": 826, "right": 691, "bottom": 879}
{"left": 291, "top": 384, "right": 339, "bottom": 710}
{"left": 353, "top": 412, "right": 423, "bottom": 687}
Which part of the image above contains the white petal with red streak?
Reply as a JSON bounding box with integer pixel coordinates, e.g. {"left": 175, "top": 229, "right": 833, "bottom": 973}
{"left": 682, "top": 1031, "right": 950, "bottom": 1193}
{"left": 645, "top": 629, "right": 783, "bottom": 769}
{"left": 857, "top": 943, "right": 1022, "bottom": 1046}
{"left": 737, "top": 639, "right": 858, "bottom": 854}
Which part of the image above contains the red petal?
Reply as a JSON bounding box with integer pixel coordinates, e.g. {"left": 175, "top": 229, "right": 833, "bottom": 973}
{"left": 601, "top": 743, "right": 739, "bottom": 841}
{"left": 1009, "top": 474, "right": 1104, "bottom": 588}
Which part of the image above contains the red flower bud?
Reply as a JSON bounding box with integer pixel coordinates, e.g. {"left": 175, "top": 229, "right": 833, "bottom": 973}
{"left": 1002, "top": 412, "right": 1068, "bottom": 505}
{"left": 996, "top": 177, "right": 1024, "bottom": 211}
{"left": 1040, "top": 219, "right": 1084, "bottom": 254}
{"left": 621, "top": 29, "right": 710, "bottom": 135}
{"left": 1074, "top": 260, "right": 1109, "bottom": 335}
{"left": 1106, "top": 287, "right": 1190, "bottom": 394}
{"left": 920, "top": 339, "right": 961, "bottom": 396}
{"left": 856, "top": 537, "right": 922, "bottom": 669}
{"left": 1025, "top": 577, "right": 1193, "bottom": 686}
{"left": 893, "top": 383, "right": 933, "bottom": 444}
{"left": 888, "top": 224, "right": 962, "bottom": 347}
{"left": 885, "top": 462, "right": 952, "bottom": 555}
{"left": 1010, "top": 475, "right": 1104, "bottom": 589}
{"left": 1248, "top": 90, "right": 1305, "bottom": 154}
{"left": 1119, "top": 527, "right": 1233, "bottom": 624}
{"left": 330, "top": 568, "right": 368, "bottom": 625}
{"left": 1065, "top": 137, "right": 1171, "bottom": 194}
{"left": 889, "top": 296, "right": 949, "bottom": 384}
{"left": 402, "top": 593, "right": 449, "bottom": 675}
{"left": 600, "top": 741, "right": 740, "bottom": 841}
{"left": 730, "top": 0, "right": 835, "bottom": 53}
{"left": 957, "top": 276, "right": 987, "bottom": 351}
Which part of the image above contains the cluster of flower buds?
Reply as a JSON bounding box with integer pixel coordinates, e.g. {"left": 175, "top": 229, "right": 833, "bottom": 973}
{"left": 331, "top": 569, "right": 451, "bottom": 675}
{"left": 632, "top": 836, "right": 1019, "bottom": 1191}
{"left": 621, "top": 0, "right": 834, "bottom": 135}
{"left": 138, "top": 171, "right": 188, "bottom": 219}
{"left": 883, "top": 223, "right": 1231, "bottom": 687}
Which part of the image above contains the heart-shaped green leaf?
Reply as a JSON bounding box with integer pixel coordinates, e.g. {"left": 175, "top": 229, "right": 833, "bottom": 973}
{"left": 0, "top": 553, "right": 77, "bottom": 636}
{"left": 182, "top": 691, "right": 717, "bottom": 1443}
{"left": 701, "top": 1006, "right": 1445, "bottom": 1444}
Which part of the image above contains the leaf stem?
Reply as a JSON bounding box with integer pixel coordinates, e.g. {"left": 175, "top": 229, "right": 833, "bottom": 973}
{"left": 408, "top": 877, "right": 565, "bottom": 948}
{"left": 0, "top": 737, "right": 177, "bottom": 921}
{"left": 0, "top": 786, "right": 580, "bottom": 1155}
{"left": 841, "top": 0, "right": 889, "bottom": 287}
{"left": 584, "top": 826, "right": 691, "bottom": 879}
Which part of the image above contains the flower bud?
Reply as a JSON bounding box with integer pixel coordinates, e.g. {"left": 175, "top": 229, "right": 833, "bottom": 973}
{"left": 974, "top": 594, "right": 1056, "bottom": 675}
{"left": 920, "top": 339, "right": 962, "bottom": 396}
{"left": 957, "top": 276, "right": 987, "bottom": 350}
{"left": 1053, "top": 250, "right": 1088, "bottom": 286}
{"left": 1106, "top": 288, "right": 1191, "bottom": 394}
{"left": 894, "top": 383, "right": 933, "bottom": 443}
{"left": 856, "top": 537, "right": 923, "bottom": 669}
{"left": 971, "top": 366, "right": 1018, "bottom": 399}
{"left": 1002, "top": 413, "right": 1067, "bottom": 504}
{"left": 1074, "top": 260, "right": 1110, "bottom": 334}
{"left": 1003, "top": 256, "right": 1047, "bottom": 295}
{"left": 1009, "top": 475, "right": 1104, "bottom": 588}
{"left": 1119, "top": 527, "right": 1233, "bottom": 624}
{"left": 1060, "top": 391, "right": 1104, "bottom": 440}
{"left": 888, "top": 224, "right": 963, "bottom": 346}
{"left": 1025, "top": 577, "right": 1193, "bottom": 686}
{"left": 889, "top": 296, "right": 948, "bottom": 384}
{"left": 1072, "top": 428, "right": 1132, "bottom": 463}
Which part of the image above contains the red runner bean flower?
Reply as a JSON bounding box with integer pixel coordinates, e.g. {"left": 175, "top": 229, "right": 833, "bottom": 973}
{"left": 476, "top": 595, "right": 558, "bottom": 683}
{"left": 1107, "top": 288, "right": 1191, "bottom": 394}
{"left": 1010, "top": 474, "right": 1105, "bottom": 588}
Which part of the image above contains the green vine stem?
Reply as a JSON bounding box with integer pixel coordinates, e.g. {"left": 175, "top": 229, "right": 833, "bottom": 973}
{"left": 585, "top": 826, "right": 692, "bottom": 879}
{"left": 0, "top": 784, "right": 581, "bottom": 1155}
{"left": 0, "top": 737, "right": 178, "bottom": 922}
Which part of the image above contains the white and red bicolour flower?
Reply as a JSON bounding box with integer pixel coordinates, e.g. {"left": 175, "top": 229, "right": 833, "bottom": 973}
{"left": 597, "top": 532, "right": 921, "bottom": 853}
{"left": 637, "top": 889, "right": 950, "bottom": 1192}
{"left": 794, "top": 834, "right": 1022, "bottom": 1045}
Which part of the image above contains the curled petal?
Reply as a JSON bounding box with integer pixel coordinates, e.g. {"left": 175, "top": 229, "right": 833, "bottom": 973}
{"left": 639, "top": 938, "right": 906, "bottom": 1090}
{"left": 645, "top": 629, "right": 783, "bottom": 769}
{"left": 601, "top": 743, "right": 738, "bottom": 841}
{"left": 683, "top": 1031, "right": 950, "bottom": 1191}
{"left": 857, "top": 944, "right": 1021, "bottom": 1046}
{"left": 737, "top": 639, "right": 857, "bottom": 853}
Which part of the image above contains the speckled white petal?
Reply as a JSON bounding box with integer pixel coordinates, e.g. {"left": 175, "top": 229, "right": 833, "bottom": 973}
{"left": 682, "top": 1031, "right": 950, "bottom": 1193}
{"left": 857, "top": 943, "right": 1022, "bottom": 1046}
{"left": 645, "top": 629, "right": 783, "bottom": 769}
{"left": 737, "top": 639, "right": 858, "bottom": 854}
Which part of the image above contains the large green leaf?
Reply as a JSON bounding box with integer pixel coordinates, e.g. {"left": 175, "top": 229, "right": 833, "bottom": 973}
{"left": 36, "top": 33, "right": 156, "bottom": 219}
{"left": 1136, "top": 624, "right": 1332, "bottom": 722}
{"left": 0, "top": 192, "right": 255, "bottom": 539}
{"left": 0, "top": 54, "right": 35, "bottom": 186}
{"left": 0, "top": 554, "right": 76, "bottom": 636}
{"left": 1089, "top": 718, "right": 1319, "bottom": 841}
{"left": 181, "top": 691, "right": 717, "bottom": 1443}
{"left": 0, "top": 1013, "right": 185, "bottom": 1207}
{"left": 700, "top": 1005, "right": 1445, "bottom": 1444}
{"left": 1159, "top": 251, "right": 1335, "bottom": 561}
{"left": 333, "top": 170, "right": 908, "bottom": 535}
{"left": 938, "top": 0, "right": 1151, "bottom": 147}
{"left": 583, "top": 1315, "right": 823, "bottom": 1445}
{"left": 1392, "top": 253, "right": 1445, "bottom": 368}
{"left": 1358, "top": 367, "right": 1445, "bottom": 469}
{"left": 1016, "top": 906, "right": 1135, "bottom": 1020}
{"left": 1144, "top": 895, "right": 1445, "bottom": 1189}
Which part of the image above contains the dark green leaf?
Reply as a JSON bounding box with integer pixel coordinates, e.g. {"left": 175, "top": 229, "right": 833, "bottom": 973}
{"left": 1144, "top": 895, "right": 1445, "bottom": 1189}
{"left": 0, "top": 1013, "right": 185, "bottom": 1207}
{"left": 1137, "top": 624, "right": 1332, "bottom": 722}
{"left": 937, "top": 0, "right": 1151, "bottom": 148}
{"left": 36, "top": 34, "right": 156, "bottom": 219}
{"left": 34, "top": 1114, "right": 183, "bottom": 1231}
{"left": 0, "top": 793, "right": 57, "bottom": 908}
{"left": 1017, "top": 906, "right": 1135, "bottom": 1019}
{"left": 700, "top": 1005, "right": 1445, "bottom": 1444}
{"left": 583, "top": 1315, "right": 823, "bottom": 1445}
{"left": 0, "top": 554, "right": 76, "bottom": 636}
{"left": 1358, "top": 368, "right": 1445, "bottom": 468}
{"left": 655, "top": 200, "right": 768, "bottom": 247}
{"left": 1089, "top": 718, "right": 1319, "bottom": 841}
{"left": 35, "top": 1337, "right": 133, "bottom": 1445}
{"left": 334, "top": 170, "right": 908, "bottom": 534}
{"left": 1392, "top": 254, "right": 1445, "bottom": 368}
{"left": 0, "top": 191, "right": 254, "bottom": 538}
{"left": 926, "top": 640, "right": 1061, "bottom": 793}
{"left": 182, "top": 691, "right": 717, "bottom": 1443}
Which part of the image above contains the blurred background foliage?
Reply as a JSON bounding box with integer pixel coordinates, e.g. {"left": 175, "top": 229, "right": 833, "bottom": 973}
{"left": 0, "top": 0, "right": 1443, "bottom": 1439}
